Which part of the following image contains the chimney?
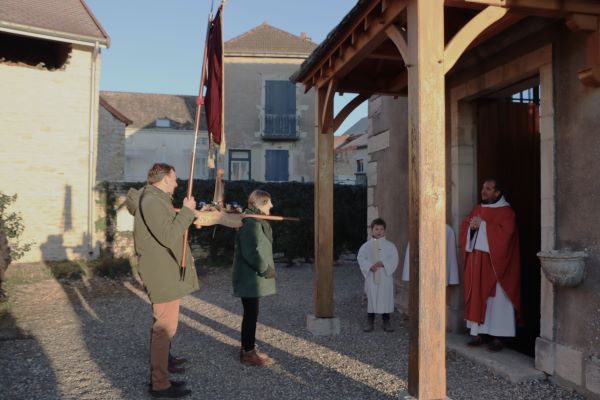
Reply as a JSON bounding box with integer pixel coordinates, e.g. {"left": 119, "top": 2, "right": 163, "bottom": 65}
{"left": 300, "top": 32, "right": 308, "bottom": 40}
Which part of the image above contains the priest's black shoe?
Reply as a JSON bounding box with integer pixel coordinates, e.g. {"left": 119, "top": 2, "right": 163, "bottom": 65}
{"left": 149, "top": 385, "right": 192, "bottom": 399}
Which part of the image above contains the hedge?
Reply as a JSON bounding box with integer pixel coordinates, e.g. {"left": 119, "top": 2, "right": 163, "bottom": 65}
{"left": 101, "top": 180, "right": 367, "bottom": 265}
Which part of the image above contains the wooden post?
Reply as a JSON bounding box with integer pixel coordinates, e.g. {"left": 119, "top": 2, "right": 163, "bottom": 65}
{"left": 314, "top": 85, "right": 334, "bottom": 318}
{"left": 407, "top": 0, "right": 447, "bottom": 398}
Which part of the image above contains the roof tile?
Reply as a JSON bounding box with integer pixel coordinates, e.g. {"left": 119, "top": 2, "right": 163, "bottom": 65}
{"left": 100, "top": 91, "right": 207, "bottom": 131}
{"left": 225, "top": 22, "right": 316, "bottom": 56}
{"left": 0, "top": 0, "right": 109, "bottom": 44}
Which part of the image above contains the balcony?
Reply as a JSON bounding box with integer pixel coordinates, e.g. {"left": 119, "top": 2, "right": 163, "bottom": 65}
{"left": 263, "top": 113, "right": 298, "bottom": 140}
{"left": 355, "top": 172, "right": 367, "bottom": 186}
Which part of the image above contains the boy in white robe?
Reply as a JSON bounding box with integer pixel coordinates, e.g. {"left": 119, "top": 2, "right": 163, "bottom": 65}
{"left": 357, "top": 218, "right": 399, "bottom": 332}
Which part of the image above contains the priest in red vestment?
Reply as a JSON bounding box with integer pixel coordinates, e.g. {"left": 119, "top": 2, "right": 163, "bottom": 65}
{"left": 460, "top": 178, "right": 520, "bottom": 352}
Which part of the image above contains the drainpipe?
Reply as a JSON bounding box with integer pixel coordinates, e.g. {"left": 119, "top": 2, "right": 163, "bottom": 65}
{"left": 87, "top": 42, "right": 99, "bottom": 258}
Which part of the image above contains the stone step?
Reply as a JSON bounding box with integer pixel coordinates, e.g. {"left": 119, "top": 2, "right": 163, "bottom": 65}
{"left": 446, "top": 333, "right": 547, "bottom": 383}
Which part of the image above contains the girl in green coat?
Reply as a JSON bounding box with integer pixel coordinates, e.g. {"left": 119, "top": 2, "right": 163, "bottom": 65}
{"left": 232, "top": 190, "right": 276, "bottom": 366}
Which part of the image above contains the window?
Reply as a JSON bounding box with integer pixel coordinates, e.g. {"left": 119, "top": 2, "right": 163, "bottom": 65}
{"left": 511, "top": 86, "right": 540, "bottom": 104}
{"left": 265, "top": 150, "right": 289, "bottom": 181}
{"left": 156, "top": 119, "right": 171, "bottom": 128}
{"left": 264, "top": 80, "right": 296, "bottom": 139}
{"left": 356, "top": 159, "right": 364, "bottom": 173}
{"left": 229, "top": 150, "right": 251, "bottom": 181}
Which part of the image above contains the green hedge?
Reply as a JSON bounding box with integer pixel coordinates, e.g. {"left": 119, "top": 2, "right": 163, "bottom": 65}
{"left": 102, "top": 180, "right": 366, "bottom": 265}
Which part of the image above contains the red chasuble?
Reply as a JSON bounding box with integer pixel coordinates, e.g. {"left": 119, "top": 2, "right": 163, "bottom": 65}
{"left": 460, "top": 205, "right": 521, "bottom": 324}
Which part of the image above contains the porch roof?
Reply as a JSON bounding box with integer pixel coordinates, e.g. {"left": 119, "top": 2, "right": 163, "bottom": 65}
{"left": 291, "top": 0, "right": 600, "bottom": 96}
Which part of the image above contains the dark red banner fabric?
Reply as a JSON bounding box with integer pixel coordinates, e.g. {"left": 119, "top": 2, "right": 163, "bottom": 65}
{"left": 205, "top": 7, "right": 223, "bottom": 144}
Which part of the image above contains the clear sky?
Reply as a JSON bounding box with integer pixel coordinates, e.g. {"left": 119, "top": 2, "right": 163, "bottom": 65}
{"left": 85, "top": 0, "right": 367, "bottom": 135}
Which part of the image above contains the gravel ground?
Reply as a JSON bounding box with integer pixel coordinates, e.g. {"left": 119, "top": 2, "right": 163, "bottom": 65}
{"left": 0, "top": 263, "right": 586, "bottom": 400}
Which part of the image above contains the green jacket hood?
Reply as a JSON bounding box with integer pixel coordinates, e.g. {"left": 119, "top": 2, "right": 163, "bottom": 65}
{"left": 126, "top": 187, "right": 142, "bottom": 216}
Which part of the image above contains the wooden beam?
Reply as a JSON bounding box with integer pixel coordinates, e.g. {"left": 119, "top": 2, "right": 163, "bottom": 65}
{"left": 337, "top": 70, "right": 408, "bottom": 96}
{"left": 367, "top": 52, "right": 404, "bottom": 61}
{"left": 386, "top": 25, "right": 410, "bottom": 65}
{"left": 321, "top": 79, "right": 337, "bottom": 132}
{"left": 314, "top": 86, "right": 335, "bottom": 318}
{"left": 444, "top": 6, "right": 509, "bottom": 74}
{"left": 579, "top": 65, "right": 600, "bottom": 86}
{"left": 306, "top": 0, "right": 407, "bottom": 91}
{"left": 407, "top": 0, "right": 446, "bottom": 398}
{"left": 579, "top": 30, "right": 600, "bottom": 86}
{"left": 458, "top": 0, "right": 600, "bottom": 15}
{"left": 566, "top": 14, "right": 599, "bottom": 32}
{"left": 333, "top": 93, "right": 370, "bottom": 132}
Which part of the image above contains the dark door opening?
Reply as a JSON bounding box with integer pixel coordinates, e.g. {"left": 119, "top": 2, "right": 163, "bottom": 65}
{"left": 476, "top": 82, "right": 541, "bottom": 356}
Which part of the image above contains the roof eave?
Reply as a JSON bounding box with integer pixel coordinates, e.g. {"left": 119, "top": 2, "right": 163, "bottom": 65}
{"left": 224, "top": 51, "right": 312, "bottom": 59}
{"left": 0, "top": 21, "right": 109, "bottom": 47}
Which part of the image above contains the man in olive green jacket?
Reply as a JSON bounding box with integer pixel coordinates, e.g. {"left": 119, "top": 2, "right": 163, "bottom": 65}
{"left": 126, "top": 163, "right": 198, "bottom": 399}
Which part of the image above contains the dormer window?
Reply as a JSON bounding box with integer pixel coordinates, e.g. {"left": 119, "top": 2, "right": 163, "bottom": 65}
{"left": 156, "top": 118, "right": 170, "bottom": 128}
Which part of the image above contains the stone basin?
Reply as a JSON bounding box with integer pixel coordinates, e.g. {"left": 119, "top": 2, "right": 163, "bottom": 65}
{"left": 537, "top": 250, "right": 587, "bottom": 287}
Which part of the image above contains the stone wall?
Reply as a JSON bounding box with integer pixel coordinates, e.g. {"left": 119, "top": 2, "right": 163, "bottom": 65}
{"left": 224, "top": 58, "right": 315, "bottom": 182}
{"left": 548, "top": 28, "right": 600, "bottom": 397}
{"left": 0, "top": 44, "right": 101, "bottom": 262}
{"left": 367, "top": 95, "right": 410, "bottom": 314}
{"left": 97, "top": 106, "right": 126, "bottom": 182}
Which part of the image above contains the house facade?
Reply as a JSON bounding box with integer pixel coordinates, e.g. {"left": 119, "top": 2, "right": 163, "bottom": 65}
{"left": 334, "top": 117, "right": 368, "bottom": 185}
{"left": 98, "top": 92, "right": 211, "bottom": 183}
{"left": 0, "top": 0, "right": 109, "bottom": 262}
{"left": 223, "top": 23, "right": 316, "bottom": 182}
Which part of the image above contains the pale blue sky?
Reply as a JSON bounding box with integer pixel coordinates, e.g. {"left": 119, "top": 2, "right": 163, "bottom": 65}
{"left": 86, "top": 0, "right": 367, "bottom": 135}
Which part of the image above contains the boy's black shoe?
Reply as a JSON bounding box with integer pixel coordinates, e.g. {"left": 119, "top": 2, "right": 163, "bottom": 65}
{"left": 382, "top": 320, "right": 394, "bottom": 332}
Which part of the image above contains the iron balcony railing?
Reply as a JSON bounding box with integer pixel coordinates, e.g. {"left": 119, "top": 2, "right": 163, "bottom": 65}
{"left": 355, "top": 172, "right": 367, "bottom": 186}
{"left": 263, "top": 113, "right": 297, "bottom": 139}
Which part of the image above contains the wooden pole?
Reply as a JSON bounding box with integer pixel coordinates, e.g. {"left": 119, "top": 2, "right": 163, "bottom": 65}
{"left": 407, "top": 0, "right": 447, "bottom": 398}
{"left": 180, "top": 12, "right": 212, "bottom": 278}
{"left": 314, "top": 85, "right": 334, "bottom": 318}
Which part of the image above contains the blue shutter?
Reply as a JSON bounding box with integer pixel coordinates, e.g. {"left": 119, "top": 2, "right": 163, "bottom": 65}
{"left": 265, "top": 150, "right": 289, "bottom": 181}
{"left": 265, "top": 81, "right": 296, "bottom": 136}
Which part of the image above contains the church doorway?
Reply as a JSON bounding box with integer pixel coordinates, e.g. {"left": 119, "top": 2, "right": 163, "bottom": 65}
{"left": 475, "top": 77, "right": 541, "bottom": 356}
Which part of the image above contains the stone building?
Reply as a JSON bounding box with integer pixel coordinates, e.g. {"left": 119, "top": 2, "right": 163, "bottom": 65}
{"left": 0, "top": 0, "right": 109, "bottom": 262}
{"left": 223, "top": 23, "right": 317, "bottom": 182}
{"left": 98, "top": 92, "right": 211, "bottom": 182}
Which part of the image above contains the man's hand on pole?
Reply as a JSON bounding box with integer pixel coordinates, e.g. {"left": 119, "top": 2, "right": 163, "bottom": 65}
{"left": 183, "top": 196, "right": 196, "bottom": 211}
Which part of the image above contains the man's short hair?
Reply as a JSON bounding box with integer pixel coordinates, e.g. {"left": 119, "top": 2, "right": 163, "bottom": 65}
{"left": 370, "top": 218, "right": 386, "bottom": 229}
{"left": 248, "top": 189, "right": 271, "bottom": 208}
{"left": 484, "top": 177, "right": 503, "bottom": 195}
{"left": 147, "top": 163, "right": 175, "bottom": 184}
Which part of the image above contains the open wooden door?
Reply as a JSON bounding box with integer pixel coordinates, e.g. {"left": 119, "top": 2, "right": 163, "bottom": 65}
{"left": 477, "top": 97, "right": 541, "bottom": 356}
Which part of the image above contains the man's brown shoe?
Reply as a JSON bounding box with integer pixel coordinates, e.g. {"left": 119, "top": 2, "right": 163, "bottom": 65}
{"left": 240, "top": 348, "right": 272, "bottom": 366}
